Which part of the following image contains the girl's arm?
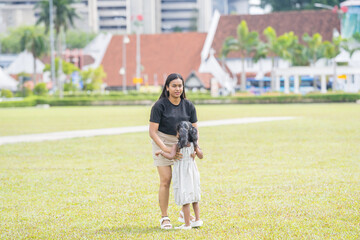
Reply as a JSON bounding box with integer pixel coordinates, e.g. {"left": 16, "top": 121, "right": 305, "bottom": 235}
{"left": 195, "top": 146, "right": 203, "bottom": 159}
{"left": 149, "top": 122, "right": 171, "bottom": 153}
{"left": 155, "top": 144, "right": 177, "bottom": 160}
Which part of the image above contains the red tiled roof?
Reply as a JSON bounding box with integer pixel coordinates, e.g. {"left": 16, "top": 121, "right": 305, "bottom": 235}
{"left": 212, "top": 10, "right": 341, "bottom": 59}
{"left": 41, "top": 54, "right": 95, "bottom": 68}
{"left": 101, "top": 32, "right": 207, "bottom": 87}
{"left": 188, "top": 71, "right": 214, "bottom": 89}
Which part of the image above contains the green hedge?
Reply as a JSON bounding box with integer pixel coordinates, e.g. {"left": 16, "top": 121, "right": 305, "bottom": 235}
{"left": 0, "top": 93, "right": 359, "bottom": 108}
{"left": 0, "top": 98, "right": 37, "bottom": 108}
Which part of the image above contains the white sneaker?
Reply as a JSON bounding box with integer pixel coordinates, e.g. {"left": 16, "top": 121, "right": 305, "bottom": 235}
{"left": 175, "top": 224, "right": 192, "bottom": 230}
{"left": 191, "top": 220, "right": 203, "bottom": 228}
{"left": 178, "top": 210, "right": 195, "bottom": 223}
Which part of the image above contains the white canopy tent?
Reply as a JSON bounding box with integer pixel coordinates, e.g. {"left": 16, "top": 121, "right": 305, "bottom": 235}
{"left": 0, "top": 67, "right": 18, "bottom": 91}
{"left": 6, "top": 51, "right": 45, "bottom": 75}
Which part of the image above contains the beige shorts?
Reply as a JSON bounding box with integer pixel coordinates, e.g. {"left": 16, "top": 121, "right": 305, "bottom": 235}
{"left": 152, "top": 131, "right": 178, "bottom": 166}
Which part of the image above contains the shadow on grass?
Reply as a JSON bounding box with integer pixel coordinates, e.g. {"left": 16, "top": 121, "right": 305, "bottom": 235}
{"left": 93, "top": 225, "right": 165, "bottom": 235}
{"left": 93, "top": 225, "right": 202, "bottom": 236}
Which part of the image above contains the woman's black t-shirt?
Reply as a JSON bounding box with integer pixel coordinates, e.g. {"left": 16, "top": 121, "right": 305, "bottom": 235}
{"left": 150, "top": 98, "right": 197, "bottom": 136}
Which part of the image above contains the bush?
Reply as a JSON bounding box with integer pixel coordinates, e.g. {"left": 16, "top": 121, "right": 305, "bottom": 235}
{"left": 1, "top": 89, "right": 13, "bottom": 98}
{"left": 64, "top": 82, "right": 78, "bottom": 92}
{"left": 15, "top": 87, "right": 33, "bottom": 97}
{"left": 33, "top": 83, "right": 48, "bottom": 96}
{"left": 0, "top": 98, "right": 36, "bottom": 107}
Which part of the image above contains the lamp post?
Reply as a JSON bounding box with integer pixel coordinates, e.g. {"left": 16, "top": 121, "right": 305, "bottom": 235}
{"left": 134, "top": 14, "right": 143, "bottom": 91}
{"left": 120, "top": 35, "right": 130, "bottom": 93}
{"left": 49, "top": 0, "right": 56, "bottom": 93}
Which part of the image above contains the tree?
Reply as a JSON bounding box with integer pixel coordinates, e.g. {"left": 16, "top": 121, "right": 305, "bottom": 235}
{"left": 65, "top": 30, "right": 97, "bottom": 49}
{"left": 322, "top": 36, "right": 343, "bottom": 90}
{"left": 342, "top": 32, "right": 360, "bottom": 58}
{"left": 303, "top": 33, "right": 324, "bottom": 66}
{"left": 81, "top": 66, "right": 106, "bottom": 91}
{"left": 36, "top": 0, "right": 79, "bottom": 54}
{"left": 290, "top": 42, "right": 309, "bottom": 66}
{"left": 221, "top": 20, "right": 259, "bottom": 91}
{"left": 303, "top": 33, "right": 326, "bottom": 88}
{"left": 19, "top": 26, "right": 48, "bottom": 86}
{"left": 43, "top": 57, "right": 80, "bottom": 79}
{"left": 263, "top": 27, "right": 298, "bottom": 90}
{"left": 36, "top": 0, "right": 79, "bottom": 96}
{"left": 0, "top": 26, "right": 47, "bottom": 54}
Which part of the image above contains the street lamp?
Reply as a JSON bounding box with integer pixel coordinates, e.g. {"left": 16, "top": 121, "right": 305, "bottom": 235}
{"left": 49, "top": 0, "right": 56, "bottom": 94}
{"left": 120, "top": 35, "right": 130, "bottom": 93}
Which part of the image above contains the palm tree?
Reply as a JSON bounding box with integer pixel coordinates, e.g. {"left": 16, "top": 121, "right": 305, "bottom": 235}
{"left": 263, "top": 27, "right": 297, "bottom": 91}
{"left": 35, "top": 0, "right": 79, "bottom": 57}
{"left": 342, "top": 32, "right": 360, "bottom": 58}
{"left": 303, "top": 33, "right": 326, "bottom": 89}
{"left": 221, "top": 20, "right": 259, "bottom": 92}
{"left": 322, "top": 36, "right": 343, "bottom": 91}
{"left": 35, "top": 0, "right": 79, "bottom": 96}
{"left": 20, "top": 26, "right": 48, "bottom": 86}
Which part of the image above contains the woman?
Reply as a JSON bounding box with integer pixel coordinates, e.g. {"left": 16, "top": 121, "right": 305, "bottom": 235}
{"left": 149, "top": 73, "right": 199, "bottom": 230}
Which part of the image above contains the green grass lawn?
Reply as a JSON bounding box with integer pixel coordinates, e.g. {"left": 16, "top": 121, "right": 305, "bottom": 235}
{"left": 1, "top": 104, "right": 360, "bottom": 239}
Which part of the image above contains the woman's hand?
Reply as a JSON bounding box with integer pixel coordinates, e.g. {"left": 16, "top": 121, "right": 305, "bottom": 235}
{"left": 163, "top": 147, "right": 171, "bottom": 153}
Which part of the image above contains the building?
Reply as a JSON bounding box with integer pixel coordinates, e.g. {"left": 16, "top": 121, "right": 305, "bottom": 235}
{"left": 201, "top": 9, "right": 341, "bottom": 91}
{"left": 0, "top": 0, "right": 92, "bottom": 33}
{"left": 0, "top": 0, "right": 251, "bottom": 34}
{"left": 100, "top": 32, "right": 207, "bottom": 90}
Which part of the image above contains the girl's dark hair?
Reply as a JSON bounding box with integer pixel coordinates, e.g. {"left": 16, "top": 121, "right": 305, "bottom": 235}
{"left": 177, "top": 121, "right": 198, "bottom": 149}
{"left": 159, "top": 73, "right": 186, "bottom": 99}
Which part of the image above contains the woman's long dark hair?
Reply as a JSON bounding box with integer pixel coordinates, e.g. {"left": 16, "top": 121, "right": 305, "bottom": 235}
{"left": 159, "top": 73, "right": 186, "bottom": 99}
{"left": 177, "top": 121, "right": 198, "bottom": 150}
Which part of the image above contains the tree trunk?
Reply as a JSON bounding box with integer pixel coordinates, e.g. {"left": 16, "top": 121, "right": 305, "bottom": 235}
{"left": 241, "top": 58, "right": 246, "bottom": 92}
{"left": 313, "top": 57, "right": 317, "bottom": 89}
{"left": 57, "top": 32, "right": 63, "bottom": 98}
{"left": 33, "top": 52, "right": 37, "bottom": 87}
{"left": 271, "top": 57, "right": 275, "bottom": 91}
{"left": 333, "top": 58, "right": 337, "bottom": 91}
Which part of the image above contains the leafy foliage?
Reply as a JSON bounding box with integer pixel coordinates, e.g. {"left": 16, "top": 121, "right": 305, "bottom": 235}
{"left": 81, "top": 66, "right": 107, "bottom": 91}
{"left": 44, "top": 57, "right": 80, "bottom": 78}
{"left": 33, "top": 83, "right": 48, "bottom": 96}
{"left": 0, "top": 26, "right": 47, "bottom": 54}
{"left": 1, "top": 89, "right": 13, "bottom": 98}
{"left": 65, "top": 30, "right": 97, "bottom": 49}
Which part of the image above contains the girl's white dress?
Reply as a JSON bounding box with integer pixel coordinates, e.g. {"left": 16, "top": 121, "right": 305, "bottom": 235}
{"left": 172, "top": 143, "right": 201, "bottom": 206}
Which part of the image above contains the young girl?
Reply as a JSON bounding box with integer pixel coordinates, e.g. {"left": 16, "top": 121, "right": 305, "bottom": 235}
{"left": 155, "top": 121, "right": 204, "bottom": 230}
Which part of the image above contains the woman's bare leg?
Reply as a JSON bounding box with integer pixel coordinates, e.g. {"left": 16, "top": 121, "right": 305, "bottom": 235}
{"left": 157, "top": 166, "right": 172, "bottom": 225}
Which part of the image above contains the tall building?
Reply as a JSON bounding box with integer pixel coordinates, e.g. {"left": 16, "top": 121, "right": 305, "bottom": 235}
{"left": 0, "top": 0, "right": 93, "bottom": 33}
{"left": 0, "top": 0, "right": 250, "bottom": 34}
{"left": 212, "top": 0, "right": 249, "bottom": 15}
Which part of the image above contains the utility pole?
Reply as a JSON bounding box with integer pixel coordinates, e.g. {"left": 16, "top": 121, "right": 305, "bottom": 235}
{"left": 49, "top": 0, "right": 56, "bottom": 94}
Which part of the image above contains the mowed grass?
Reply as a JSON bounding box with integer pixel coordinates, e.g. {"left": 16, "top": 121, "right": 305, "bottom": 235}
{"left": 1, "top": 103, "right": 357, "bottom": 136}
{"left": 0, "top": 104, "right": 360, "bottom": 239}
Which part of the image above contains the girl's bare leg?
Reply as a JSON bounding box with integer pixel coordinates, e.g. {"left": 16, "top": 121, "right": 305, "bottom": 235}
{"left": 182, "top": 204, "right": 191, "bottom": 226}
{"left": 180, "top": 206, "right": 195, "bottom": 221}
{"left": 192, "top": 202, "right": 200, "bottom": 221}
{"left": 157, "top": 166, "right": 172, "bottom": 224}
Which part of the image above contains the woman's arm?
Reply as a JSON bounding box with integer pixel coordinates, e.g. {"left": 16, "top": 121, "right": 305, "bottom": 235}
{"left": 149, "top": 122, "right": 171, "bottom": 153}
{"left": 155, "top": 144, "right": 177, "bottom": 160}
{"left": 191, "top": 122, "right": 199, "bottom": 141}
